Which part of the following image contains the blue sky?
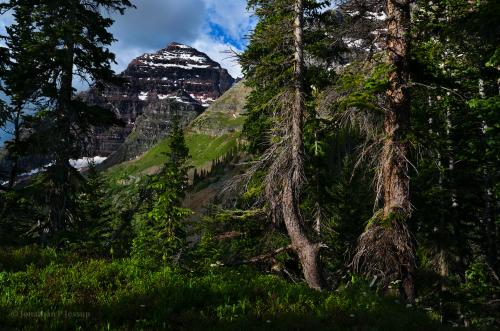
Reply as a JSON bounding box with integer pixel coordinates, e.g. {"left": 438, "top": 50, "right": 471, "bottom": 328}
{"left": 108, "top": 0, "right": 255, "bottom": 78}
{"left": 0, "top": 0, "right": 255, "bottom": 144}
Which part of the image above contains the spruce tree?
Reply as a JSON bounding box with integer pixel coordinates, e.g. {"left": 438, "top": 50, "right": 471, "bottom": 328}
{"left": 75, "top": 162, "right": 115, "bottom": 254}
{"left": 241, "top": 0, "right": 336, "bottom": 290}
{"left": 0, "top": 0, "right": 132, "bottom": 237}
{"left": 410, "top": 0, "right": 500, "bottom": 278}
{"left": 131, "top": 114, "right": 192, "bottom": 265}
{"left": 325, "top": 0, "right": 416, "bottom": 301}
{"left": 0, "top": 2, "right": 40, "bottom": 189}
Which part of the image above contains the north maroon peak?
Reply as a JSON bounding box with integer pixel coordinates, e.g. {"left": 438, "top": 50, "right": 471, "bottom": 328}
{"left": 83, "top": 42, "right": 235, "bottom": 159}
{"left": 123, "top": 42, "right": 234, "bottom": 107}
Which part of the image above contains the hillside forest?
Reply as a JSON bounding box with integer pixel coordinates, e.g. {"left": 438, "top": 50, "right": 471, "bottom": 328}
{"left": 0, "top": 0, "right": 499, "bottom": 330}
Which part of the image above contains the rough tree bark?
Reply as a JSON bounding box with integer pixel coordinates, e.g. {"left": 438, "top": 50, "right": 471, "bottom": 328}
{"left": 383, "top": 0, "right": 415, "bottom": 301}
{"left": 353, "top": 0, "right": 416, "bottom": 303}
{"left": 281, "top": 0, "right": 324, "bottom": 290}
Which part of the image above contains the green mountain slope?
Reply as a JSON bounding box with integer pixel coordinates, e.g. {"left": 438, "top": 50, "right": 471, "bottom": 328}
{"left": 105, "top": 81, "right": 250, "bottom": 182}
{"left": 188, "top": 81, "right": 249, "bottom": 136}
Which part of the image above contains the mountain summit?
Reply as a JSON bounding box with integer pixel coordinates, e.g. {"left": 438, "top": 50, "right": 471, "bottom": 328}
{"left": 84, "top": 42, "right": 235, "bottom": 158}
{"left": 125, "top": 42, "right": 234, "bottom": 107}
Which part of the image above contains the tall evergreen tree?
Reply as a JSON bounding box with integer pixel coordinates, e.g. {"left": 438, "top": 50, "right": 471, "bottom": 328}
{"left": 0, "top": 2, "right": 45, "bottom": 190}
{"left": 410, "top": 0, "right": 500, "bottom": 278}
{"left": 241, "top": 0, "right": 335, "bottom": 290}
{"left": 0, "top": 0, "right": 132, "bottom": 236}
{"left": 280, "top": 0, "right": 324, "bottom": 290}
{"left": 330, "top": 0, "right": 417, "bottom": 300}
{"left": 132, "top": 114, "right": 192, "bottom": 265}
{"left": 75, "top": 162, "right": 115, "bottom": 254}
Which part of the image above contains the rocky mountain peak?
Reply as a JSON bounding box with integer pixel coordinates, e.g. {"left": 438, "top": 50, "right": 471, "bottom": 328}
{"left": 83, "top": 42, "right": 236, "bottom": 158}
{"left": 124, "top": 42, "right": 233, "bottom": 107}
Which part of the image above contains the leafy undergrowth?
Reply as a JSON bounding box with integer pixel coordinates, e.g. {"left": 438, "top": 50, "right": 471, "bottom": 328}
{"left": 0, "top": 247, "right": 457, "bottom": 331}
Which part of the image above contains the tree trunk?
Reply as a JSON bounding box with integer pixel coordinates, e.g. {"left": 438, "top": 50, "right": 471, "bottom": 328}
{"left": 384, "top": 0, "right": 411, "bottom": 216}
{"left": 281, "top": 0, "right": 324, "bottom": 290}
{"left": 478, "top": 79, "right": 498, "bottom": 271}
{"left": 283, "top": 180, "right": 324, "bottom": 290}
{"left": 383, "top": 0, "right": 415, "bottom": 301}
{"left": 50, "top": 36, "right": 75, "bottom": 233}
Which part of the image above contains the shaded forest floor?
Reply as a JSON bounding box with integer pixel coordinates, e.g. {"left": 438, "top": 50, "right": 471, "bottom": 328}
{"left": 0, "top": 246, "right": 464, "bottom": 331}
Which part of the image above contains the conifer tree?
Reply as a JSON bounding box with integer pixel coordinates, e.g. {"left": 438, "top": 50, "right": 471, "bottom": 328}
{"left": 0, "top": 2, "right": 41, "bottom": 189}
{"left": 75, "top": 162, "right": 115, "bottom": 254}
{"left": 0, "top": 0, "right": 132, "bottom": 236}
{"left": 132, "top": 114, "right": 192, "bottom": 265}
{"left": 410, "top": 0, "right": 500, "bottom": 278}
{"left": 343, "top": 0, "right": 416, "bottom": 301}
{"left": 241, "top": 0, "right": 334, "bottom": 290}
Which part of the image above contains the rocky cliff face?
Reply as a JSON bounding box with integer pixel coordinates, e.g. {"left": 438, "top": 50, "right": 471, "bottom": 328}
{"left": 101, "top": 99, "right": 202, "bottom": 168}
{"left": 125, "top": 42, "right": 234, "bottom": 106}
{"left": 85, "top": 42, "right": 235, "bottom": 158}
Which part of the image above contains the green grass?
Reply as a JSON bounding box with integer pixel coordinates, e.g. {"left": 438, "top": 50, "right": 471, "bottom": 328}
{"left": 105, "top": 131, "right": 239, "bottom": 183}
{"left": 106, "top": 138, "right": 171, "bottom": 180}
{"left": 189, "top": 111, "right": 246, "bottom": 132}
{"left": 185, "top": 132, "right": 239, "bottom": 167}
{"left": 0, "top": 246, "right": 454, "bottom": 331}
{"left": 188, "top": 81, "right": 249, "bottom": 133}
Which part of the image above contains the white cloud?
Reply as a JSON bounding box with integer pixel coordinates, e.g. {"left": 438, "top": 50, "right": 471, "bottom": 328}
{"left": 110, "top": 45, "right": 154, "bottom": 73}
{"left": 192, "top": 35, "right": 243, "bottom": 78}
{"left": 1, "top": 1, "right": 253, "bottom": 79}
{"left": 110, "top": 0, "right": 207, "bottom": 49}
{"left": 202, "top": 0, "right": 254, "bottom": 43}
{"left": 108, "top": 0, "right": 253, "bottom": 78}
{"left": 192, "top": 0, "right": 254, "bottom": 78}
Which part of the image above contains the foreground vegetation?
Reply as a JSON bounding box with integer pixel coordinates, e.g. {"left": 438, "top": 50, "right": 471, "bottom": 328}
{"left": 0, "top": 246, "right": 456, "bottom": 331}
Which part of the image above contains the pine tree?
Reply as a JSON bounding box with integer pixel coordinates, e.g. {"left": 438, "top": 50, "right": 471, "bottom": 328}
{"left": 322, "top": 0, "right": 418, "bottom": 300}
{"left": 279, "top": 0, "right": 324, "bottom": 290}
{"left": 381, "top": 0, "right": 415, "bottom": 300}
{"left": 75, "top": 162, "right": 115, "bottom": 254}
{"left": 0, "top": 2, "right": 40, "bottom": 190}
{"left": 410, "top": 0, "right": 500, "bottom": 278}
{"left": 0, "top": 49, "right": 8, "bottom": 131}
{"left": 131, "top": 114, "right": 192, "bottom": 265}
{"left": 241, "top": 0, "right": 336, "bottom": 290}
{"left": 0, "top": 0, "right": 132, "bottom": 237}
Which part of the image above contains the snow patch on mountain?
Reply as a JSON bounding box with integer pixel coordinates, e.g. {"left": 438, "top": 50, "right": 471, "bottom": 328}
{"left": 70, "top": 156, "right": 108, "bottom": 170}
{"left": 136, "top": 43, "right": 221, "bottom": 72}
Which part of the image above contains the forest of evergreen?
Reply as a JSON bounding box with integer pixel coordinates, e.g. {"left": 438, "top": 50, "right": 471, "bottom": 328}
{"left": 0, "top": 0, "right": 499, "bottom": 329}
